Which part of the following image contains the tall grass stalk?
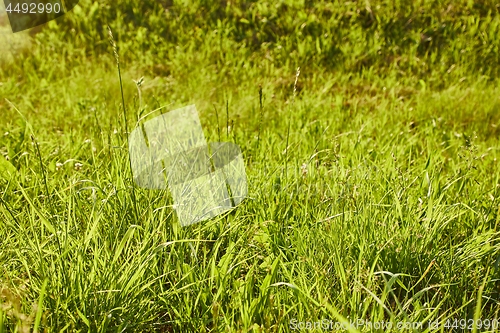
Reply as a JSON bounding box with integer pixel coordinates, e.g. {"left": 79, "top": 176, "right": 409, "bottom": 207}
{"left": 257, "top": 84, "right": 263, "bottom": 151}
{"left": 282, "top": 67, "right": 300, "bottom": 228}
{"left": 107, "top": 25, "right": 139, "bottom": 220}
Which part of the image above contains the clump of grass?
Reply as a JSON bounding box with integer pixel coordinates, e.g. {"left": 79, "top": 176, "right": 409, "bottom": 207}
{"left": 1, "top": 1, "right": 500, "bottom": 332}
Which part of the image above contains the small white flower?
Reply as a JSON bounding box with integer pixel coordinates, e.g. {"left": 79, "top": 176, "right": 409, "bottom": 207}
{"left": 84, "top": 139, "right": 91, "bottom": 144}
{"left": 74, "top": 162, "right": 83, "bottom": 170}
{"left": 56, "top": 162, "right": 63, "bottom": 171}
{"left": 301, "top": 163, "right": 308, "bottom": 177}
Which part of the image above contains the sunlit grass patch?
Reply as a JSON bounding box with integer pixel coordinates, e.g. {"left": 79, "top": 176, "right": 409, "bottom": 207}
{"left": 1, "top": 0, "right": 500, "bottom": 332}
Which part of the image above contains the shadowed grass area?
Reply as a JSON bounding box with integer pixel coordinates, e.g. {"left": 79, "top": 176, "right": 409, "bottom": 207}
{"left": 0, "top": 4, "right": 33, "bottom": 67}
{"left": 1, "top": 0, "right": 500, "bottom": 332}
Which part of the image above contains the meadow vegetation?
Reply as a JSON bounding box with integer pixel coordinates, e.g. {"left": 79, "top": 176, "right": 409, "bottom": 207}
{"left": 1, "top": 0, "right": 500, "bottom": 331}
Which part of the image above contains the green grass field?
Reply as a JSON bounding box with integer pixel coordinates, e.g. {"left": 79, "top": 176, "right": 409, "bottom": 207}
{"left": 1, "top": 0, "right": 500, "bottom": 332}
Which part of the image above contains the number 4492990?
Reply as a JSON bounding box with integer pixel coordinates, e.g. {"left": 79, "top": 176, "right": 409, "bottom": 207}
{"left": 5, "top": 2, "right": 62, "bottom": 14}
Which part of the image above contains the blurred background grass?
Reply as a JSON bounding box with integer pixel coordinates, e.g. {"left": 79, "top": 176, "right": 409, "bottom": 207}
{"left": 4, "top": 0, "right": 500, "bottom": 83}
